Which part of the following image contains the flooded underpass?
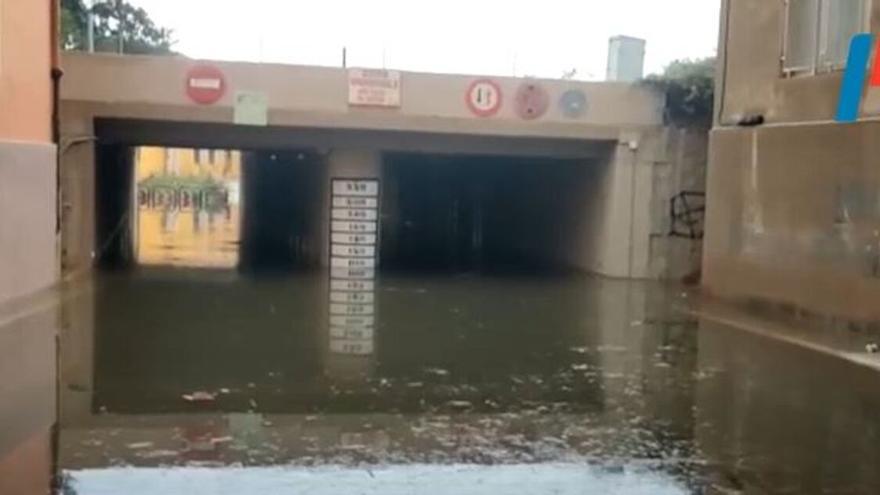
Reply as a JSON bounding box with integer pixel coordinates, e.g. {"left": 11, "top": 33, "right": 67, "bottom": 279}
{"left": 52, "top": 267, "right": 880, "bottom": 494}
{"left": 0, "top": 5, "right": 876, "bottom": 492}
{"left": 0, "top": 117, "right": 839, "bottom": 495}
{"left": 40, "top": 143, "right": 880, "bottom": 494}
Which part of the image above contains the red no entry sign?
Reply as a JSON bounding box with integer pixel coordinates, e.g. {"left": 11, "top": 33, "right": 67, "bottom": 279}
{"left": 185, "top": 65, "right": 226, "bottom": 105}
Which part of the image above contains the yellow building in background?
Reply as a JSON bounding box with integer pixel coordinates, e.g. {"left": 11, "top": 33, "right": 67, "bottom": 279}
{"left": 136, "top": 147, "right": 242, "bottom": 186}
{"left": 135, "top": 147, "right": 242, "bottom": 268}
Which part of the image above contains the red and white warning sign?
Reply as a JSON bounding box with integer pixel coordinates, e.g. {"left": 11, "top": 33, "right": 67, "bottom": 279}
{"left": 185, "top": 64, "right": 226, "bottom": 105}
{"left": 466, "top": 79, "right": 502, "bottom": 117}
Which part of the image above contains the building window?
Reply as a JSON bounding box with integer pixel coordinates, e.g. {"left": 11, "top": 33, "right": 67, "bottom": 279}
{"left": 783, "top": 0, "right": 870, "bottom": 75}
{"left": 196, "top": 148, "right": 211, "bottom": 165}
{"left": 211, "top": 149, "right": 228, "bottom": 165}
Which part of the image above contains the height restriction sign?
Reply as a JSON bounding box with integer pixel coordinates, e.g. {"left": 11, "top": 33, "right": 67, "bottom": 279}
{"left": 466, "top": 79, "right": 502, "bottom": 117}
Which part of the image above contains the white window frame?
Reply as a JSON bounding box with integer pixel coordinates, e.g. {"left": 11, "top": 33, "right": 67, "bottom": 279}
{"left": 782, "top": 0, "right": 872, "bottom": 76}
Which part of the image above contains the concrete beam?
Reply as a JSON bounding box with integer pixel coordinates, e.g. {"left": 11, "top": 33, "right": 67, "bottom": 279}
{"left": 90, "top": 118, "right": 615, "bottom": 160}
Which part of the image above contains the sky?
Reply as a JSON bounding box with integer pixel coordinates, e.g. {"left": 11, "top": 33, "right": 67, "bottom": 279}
{"left": 127, "top": 0, "right": 721, "bottom": 80}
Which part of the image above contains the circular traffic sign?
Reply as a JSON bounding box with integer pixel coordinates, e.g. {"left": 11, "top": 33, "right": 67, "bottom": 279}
{"left": 466, "top": 79, "right": 503, "bottom": 117}
{"left": 514, "top": 82, "right": 549, "bottom": 120}
{"left": 185, "top": 64, "right": 226, "bottom": 105}
{"left": 559, "top": 89, "right": 588, "bottom": 118}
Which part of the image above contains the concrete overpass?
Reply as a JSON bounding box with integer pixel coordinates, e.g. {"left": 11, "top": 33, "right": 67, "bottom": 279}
{"left": 59, "top": 52, "right": 702, "bottom": 280}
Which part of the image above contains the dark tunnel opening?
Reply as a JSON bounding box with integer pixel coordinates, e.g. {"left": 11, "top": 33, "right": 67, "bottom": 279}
{"left": 239, "top": 150, "right": 324, "bottom": 271}
{"left": 381, "top": 153, "right": 594, "bottom": 274}
{"left": 94, "top": 143, "right": 601, "bottom": 275}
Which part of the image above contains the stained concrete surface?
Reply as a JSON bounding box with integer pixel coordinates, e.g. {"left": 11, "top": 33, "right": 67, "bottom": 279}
{"left": 0, "top": 289, "right": 59, "bottom": 495}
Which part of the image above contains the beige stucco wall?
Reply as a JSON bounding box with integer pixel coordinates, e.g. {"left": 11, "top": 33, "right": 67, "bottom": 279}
{"left": 0, "top": 0, "right": 52, "bottom": 142}
{"left": 705, "top": 0, "right": 880, "bottom": 321}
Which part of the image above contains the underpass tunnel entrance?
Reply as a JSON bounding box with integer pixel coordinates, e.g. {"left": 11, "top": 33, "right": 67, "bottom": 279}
{"left": 240, "top": 150, "right": 323, "bottom": 271}
{"left": 95, "top": 144, "right": 324, "bottom": 272}
{"left": 381, "top": 153, "right": 602, "bottom": 274}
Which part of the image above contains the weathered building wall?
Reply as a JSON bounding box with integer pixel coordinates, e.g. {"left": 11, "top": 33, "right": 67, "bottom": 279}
{"left": 0, "top": 0, "right": 57, "bottom": 304}
{"left": 0, "top": 1, "right": 58, "bottom": 491}
{"left": 650, "top": 127, "right": 708, "bottom": 280}
{"left": 707, "top": 123, "right": 880, "bottom": 321}
{"left": 705, "top": 0, "right": 880, "bottom": 321}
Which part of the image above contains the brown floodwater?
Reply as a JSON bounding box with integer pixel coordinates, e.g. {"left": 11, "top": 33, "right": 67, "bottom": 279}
{"left": 31, "top": 267, "right": 878, "bottom": 495}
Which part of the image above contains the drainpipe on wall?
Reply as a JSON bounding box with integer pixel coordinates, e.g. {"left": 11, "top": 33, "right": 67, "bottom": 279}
{"left": 49, "top": 3, "right": 64, "bottom": 494}
{"left": 50, "top": 0, "right": 61, "bottom": 144}
{"left": 714, "top": 0, "right": 731, "bottom": 127}
{"left": 51, "top": 0, "right": 64, "bottom": 233}
{"left": 620, "top": 137, "right": 640, "bottom": 279}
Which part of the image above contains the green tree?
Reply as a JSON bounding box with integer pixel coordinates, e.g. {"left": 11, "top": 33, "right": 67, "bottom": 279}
{"left": 60, "top": 0, "right": 175, "bottom": 55}
{"left": 644, "top": 57, "right": 716, "bottom": 128}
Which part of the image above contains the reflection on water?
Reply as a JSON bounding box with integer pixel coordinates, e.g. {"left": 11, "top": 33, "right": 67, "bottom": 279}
{"left": 135, "top": 147, "right": 241, "bottom": 268}
{"left": 0, "top": 295, "right": 56, "bottom": 495}
{"left": 54, "top": 269, "right": 880, "bottom": 494}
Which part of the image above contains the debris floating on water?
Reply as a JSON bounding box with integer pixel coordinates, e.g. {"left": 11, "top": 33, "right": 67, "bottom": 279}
{"left": 126, "top": 442, "right": 154, "bottom": 450}
{"left": 424, "top": 367, "right": 450, "bottom": 377}
{"left": 182, "top": 391, "right": 216, "bottom": 402}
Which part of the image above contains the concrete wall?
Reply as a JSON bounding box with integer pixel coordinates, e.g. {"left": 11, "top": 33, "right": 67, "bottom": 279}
{"left": 58, "top": 52, "right": 690, "bottom": 280}
{"left": 0, "top": 0, "right": 57, "bottom": 303}
{"left": 705, "top": 0, "right": 880, "bottom": 321}
{"left": 0, "top": 143, "right": 58, "bottom": 302}
{"left": 649, "top": 127, "right": 707, "bottom": 280}
{"left": 60, "top": 52, "right": 662, "bottom": 141}
{"left": 552, "top": 129, "right": 670, "bottom": 279}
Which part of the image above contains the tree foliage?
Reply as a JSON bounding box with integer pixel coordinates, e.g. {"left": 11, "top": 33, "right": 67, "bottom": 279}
{"left": 60, "top": 0, "right": 175, "bottom": 55}
{"left": 644, "top": 57, "right": 715, "bottom": 128}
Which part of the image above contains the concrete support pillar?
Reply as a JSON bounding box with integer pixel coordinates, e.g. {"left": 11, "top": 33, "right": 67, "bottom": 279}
{"left": 320, "top": 149, "right": 383, "bottom": 267}
{"left": 591, "top": 134, "right": 654, "bottom": 279}
{"left": 321, "top": 149, "right": 382, "bottom": 382}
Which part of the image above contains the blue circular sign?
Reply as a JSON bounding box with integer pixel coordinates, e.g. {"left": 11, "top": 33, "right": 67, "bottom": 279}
{"left": 559, "top": 89, "right": 588, "bottom": 118}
